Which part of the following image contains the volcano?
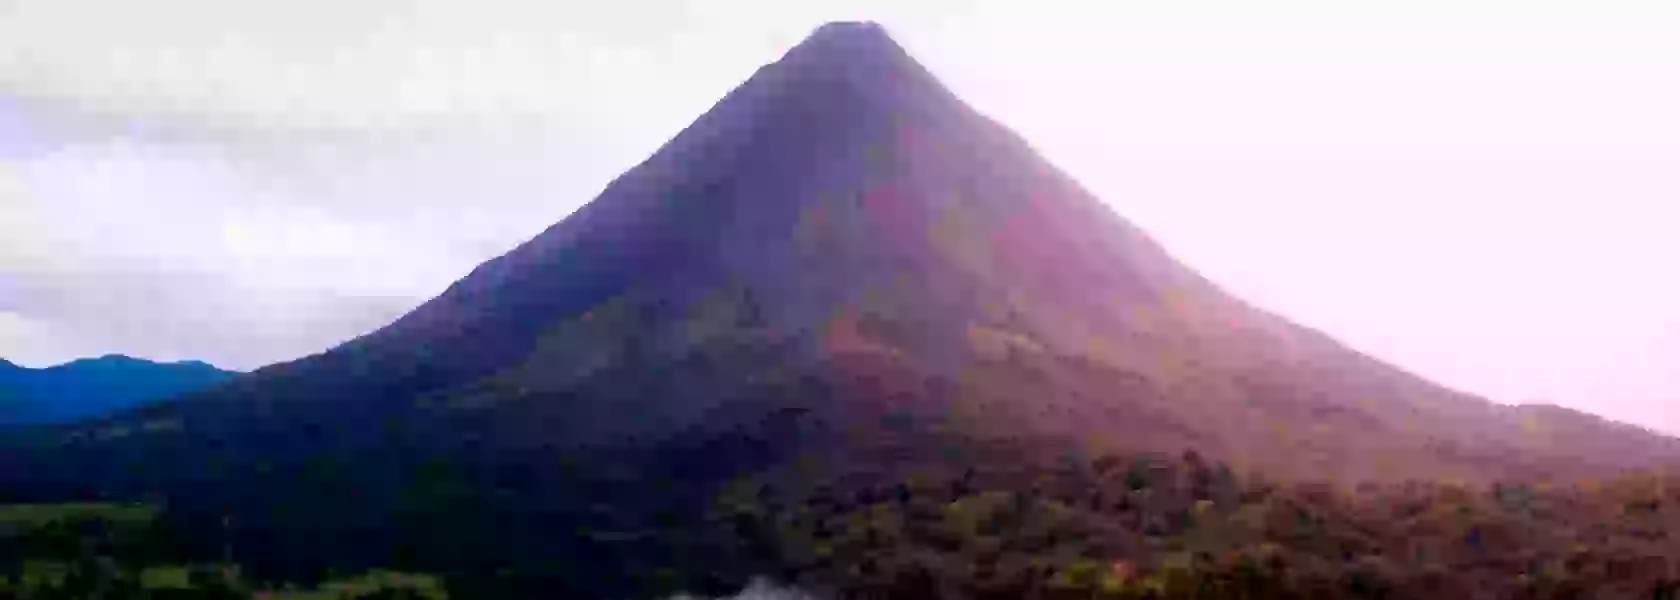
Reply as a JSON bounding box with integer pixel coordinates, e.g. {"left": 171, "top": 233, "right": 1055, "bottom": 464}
{"left": 4, "top": 21, "right": 1677, "bottom": 599}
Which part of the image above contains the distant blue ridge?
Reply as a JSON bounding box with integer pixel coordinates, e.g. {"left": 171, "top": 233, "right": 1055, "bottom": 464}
{"left": 0, "top": 354, "right": 238, "bottom": 426}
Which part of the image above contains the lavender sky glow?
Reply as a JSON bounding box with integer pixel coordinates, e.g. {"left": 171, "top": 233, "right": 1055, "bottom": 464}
{"left": 1, "top": 0, "right": 1677, "bottom": 433}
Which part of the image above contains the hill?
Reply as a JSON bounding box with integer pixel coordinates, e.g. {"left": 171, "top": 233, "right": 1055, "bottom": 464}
{"left": 2, "top": 21, "right": 1678, "bottom": 599}
{"left": 0, "top": 355, "right": 236, "bottom": 426}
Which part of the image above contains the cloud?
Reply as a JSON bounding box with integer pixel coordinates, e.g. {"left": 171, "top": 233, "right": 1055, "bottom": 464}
{"left": 0, "top": 89, "right": 618, "bottom": 369}
{"left": 0, "top": 100, "right": 612, "bottom": 369}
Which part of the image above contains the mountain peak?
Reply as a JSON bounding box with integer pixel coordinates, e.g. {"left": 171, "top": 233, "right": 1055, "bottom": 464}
{"left": 40, "top": 354, "right": 230, "bottom": 372}
{"left": 57, "top": 354, "right": 145, "bottom": 368}
{"left": 780, "top": 21, "right": 917, "bottom": 77}
{"left": 804, "top": 21, "right": 894, "bottom": 48}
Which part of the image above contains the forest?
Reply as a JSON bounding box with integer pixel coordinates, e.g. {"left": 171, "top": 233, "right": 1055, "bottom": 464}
{"left": 11, "top": 439, "right": 1680, "bottom": 599}
{"left": 724, "top": 446, "right": 1680, "bottom": 599}
{"left": 0, "top": 503, "right": 443, "bottom": 599}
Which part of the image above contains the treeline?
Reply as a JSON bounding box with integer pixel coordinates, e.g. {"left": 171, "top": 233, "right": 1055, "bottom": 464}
{"left": 712, "top": 446, "right": 1680, "bottom": 599}
{"left": 13, "top": 449, "right": 1680, "bottom": 599}
{"left": 0, "top": 503, "right": 444, "bottom": 599}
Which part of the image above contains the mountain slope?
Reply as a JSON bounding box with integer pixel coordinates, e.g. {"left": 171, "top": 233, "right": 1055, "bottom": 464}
{"left": 0, "top": 355, "right": 236, "bottom": 426}
{"left": 1, "top": 21, "right": 1676, "bottom": 598}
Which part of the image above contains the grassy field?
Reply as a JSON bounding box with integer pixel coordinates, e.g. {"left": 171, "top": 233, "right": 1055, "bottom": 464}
{"left": 257, "top": 571, "right": 447, "bottom": 600}
{"left": 7, "top": 561, "right": 445, "bottom": 598}
{"left": 3, "top": 502, "right": 446, "bottom": 598}
{"left": 0, "top": 502, "right": 159, "bottom": 529}
{"left": 141, "top": 565, "right": 194, "bottom": 589}
{"left": 10, "top": 562, "right": 193, "bottom": 589}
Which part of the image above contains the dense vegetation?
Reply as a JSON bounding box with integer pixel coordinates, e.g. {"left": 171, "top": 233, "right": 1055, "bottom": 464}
{"left": 0, "top": 503, "right": 444, "bottom": 599}
{"left": 12, "top": 354, "right": 1680, "bottom": 600}
{"left": 714, "top": 443, "right": 1680, "bottom": 599}
{"left": 12, "top": 440, "right": 1680, "bottom": 600}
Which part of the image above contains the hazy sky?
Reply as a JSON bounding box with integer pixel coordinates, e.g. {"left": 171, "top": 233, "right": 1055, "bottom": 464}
{"left": 1, "top": 0, "right": 1677, "bottom": 432}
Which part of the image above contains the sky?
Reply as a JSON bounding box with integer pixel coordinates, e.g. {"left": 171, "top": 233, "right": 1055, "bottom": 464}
{"left": 1, "top": 0, "right": 1677, "bottom": 432}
